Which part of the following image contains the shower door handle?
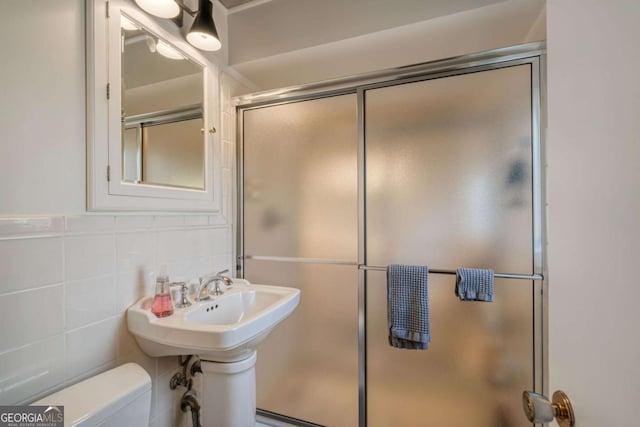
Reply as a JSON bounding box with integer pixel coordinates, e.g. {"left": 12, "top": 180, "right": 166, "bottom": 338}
{"left": 522, "top": 390, "right": 575, "bottom": 426}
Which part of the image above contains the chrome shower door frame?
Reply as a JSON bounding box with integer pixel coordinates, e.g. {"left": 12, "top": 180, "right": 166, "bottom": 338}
{"left": 235, "top": 41, "right": 547, "bottom": 427}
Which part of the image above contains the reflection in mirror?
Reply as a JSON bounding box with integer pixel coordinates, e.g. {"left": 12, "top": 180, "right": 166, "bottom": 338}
{"left": 120, "top": 14, "right": 205, "bottom": 190}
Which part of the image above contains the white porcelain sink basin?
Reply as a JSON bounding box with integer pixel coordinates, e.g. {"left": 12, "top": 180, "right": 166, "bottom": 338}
{"left": 127, "top": 280, "right": 300, "bottom": 362}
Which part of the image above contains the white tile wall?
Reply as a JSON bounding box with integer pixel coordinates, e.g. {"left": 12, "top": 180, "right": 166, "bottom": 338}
{"left": 65, "top": 216, "right": 115, "bottom": 234}
{"left": 0, "top": 237, "right": 64, "bottom": 293}
{"left": 65, "top": 317, "right": 120, "bottom": 380}
{"left": 65, "top": 275, "right": 117, "bottom": 330}
{"left": 0, "top": 214, "right": 233, "bottom": 423}
{"left": 116, "top": 270, "right": 155, "bottom": 312}
{"left": 0, "top": 336, "right": 65, "bottom": 405}
{"left": 0, "top": 285, "right": 64, "bottom": 352}
{"left": 153, "top": 215, "right": 186, "bottom": 229}
{"left": 184, "top": 215, "right": 209, "bottom": 227}
{"left": 0, "top": 217, "right": 64, "bottom": 238}
{"left": 115, "top": 215, "right": 154, "bottom": 232}
{"left": 65, "top": 234, "right": 115, "bottom": 280}
{"left": 116, "top": 232, "right": 156, "bottom": 272}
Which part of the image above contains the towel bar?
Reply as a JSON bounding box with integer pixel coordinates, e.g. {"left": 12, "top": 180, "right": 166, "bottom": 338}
{"left": 239, "top": 256, "right": 543, "bottom": 281}
{"left": 358, "top": 265, "right": 543, "bottom": 281}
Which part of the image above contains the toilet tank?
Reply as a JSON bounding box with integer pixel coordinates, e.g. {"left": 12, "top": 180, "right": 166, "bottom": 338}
{"left": 32, "top": 363, "right": 151, "bottom": 427}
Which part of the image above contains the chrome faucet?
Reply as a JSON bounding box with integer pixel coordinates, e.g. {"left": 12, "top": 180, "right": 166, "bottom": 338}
{"left": 196, "top": 269, "right": 233, "bottom": 301}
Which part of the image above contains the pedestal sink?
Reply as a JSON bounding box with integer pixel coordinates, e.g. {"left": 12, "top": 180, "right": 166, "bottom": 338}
{"left": 127, "top": 279, "right": 300, "bottom": 426}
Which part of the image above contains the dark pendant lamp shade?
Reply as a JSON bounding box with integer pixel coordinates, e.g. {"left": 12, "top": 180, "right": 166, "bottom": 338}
{"left": 187, "top": 0, "right": 221, "bottom": 51}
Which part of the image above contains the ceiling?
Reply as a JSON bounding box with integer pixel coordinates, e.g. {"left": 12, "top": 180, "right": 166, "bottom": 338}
{"left": 218, "top": 0, "right": 255, "bottom": 9}
{"left": 226, "top": 0, "right": 508, "bottom": 65}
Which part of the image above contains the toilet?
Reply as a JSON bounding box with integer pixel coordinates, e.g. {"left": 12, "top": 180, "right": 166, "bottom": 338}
{"left": 32, "top": 363, "right": 151, "bottom": 427}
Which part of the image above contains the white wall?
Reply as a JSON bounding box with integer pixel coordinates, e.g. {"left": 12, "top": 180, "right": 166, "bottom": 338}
{"left": 547, "top": 1, "right": 640, "bottom": 425}
{"left": 0, "top": 1, "right": 236, "bottom": 426}
{"left": 0, "top": 0, "right": 85, "bottom": 214}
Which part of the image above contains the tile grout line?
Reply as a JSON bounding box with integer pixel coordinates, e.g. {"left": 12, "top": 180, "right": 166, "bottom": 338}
{"left": 64, "top": 312, "right": 122, "bottom": 335}
{"left": 61, "top": 220, "right": 68, "bottom": 383}
{"left": 0, "top": 333, "right": 65, "bottom": 357}
{"left": 62, "top": 360, "right": 117, "bottom": 389}
{"left": 112, "top": 219, "right": 121, "bottom": 363}
{"left": 152, "top": 217, "right": 161, "bottom": 418}
{"left": 0, "top": 233, "right": 65, "bottom": 242}
{"left": 0, "top": 281, "right": 64, "bottom": 298}
{"left": 64, "top": 272, "right": 115, "bottom": 286}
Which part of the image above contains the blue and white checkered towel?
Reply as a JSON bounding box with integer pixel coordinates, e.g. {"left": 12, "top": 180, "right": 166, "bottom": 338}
{"left": 387, "top": 264, "right": 430, "bottom": 350}
{"left": 455, "top": 267, "right": 494, "bottom": 302}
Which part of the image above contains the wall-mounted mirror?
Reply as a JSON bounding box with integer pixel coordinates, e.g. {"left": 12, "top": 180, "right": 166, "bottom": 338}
{"left": 87, "top": 0, "right": 221, "bottom": 211}
{"left": 121, "top": 17, "right": 205, "bottom": 190}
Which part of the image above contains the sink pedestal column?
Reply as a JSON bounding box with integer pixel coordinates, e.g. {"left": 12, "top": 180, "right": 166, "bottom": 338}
{"left": 200, "top": 351, "right": 257, "bottom": 427}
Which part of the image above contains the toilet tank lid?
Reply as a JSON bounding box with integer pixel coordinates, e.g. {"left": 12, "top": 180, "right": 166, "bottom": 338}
{"left": 32, "top": 363, "right": 151, "bottom": 425}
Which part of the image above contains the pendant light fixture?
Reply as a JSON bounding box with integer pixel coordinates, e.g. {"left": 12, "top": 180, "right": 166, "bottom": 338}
{"left": 186, "top": 0, "right": 222, "bottom": 52}
{"left": 134, "top": 0, "right": 180, "bottom": 19}
{"left": 133, "top": 0, "right": 222, "bottom": 53}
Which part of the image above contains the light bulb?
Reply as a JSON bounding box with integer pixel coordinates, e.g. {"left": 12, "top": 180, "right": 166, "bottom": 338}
{"left": 120, "top": 15, "right": 138, "bottom": 31}
{"left": 186, "top": 31, "right": 221, "bottom": 51}
{"left": 156, "top": 40, "right": 185, "bottom": 60}
{"left": 187, "top": 0, "right": 221, "bottom": 52}
{"left": 134, "top": 0, "right": 180, "bottom": 19}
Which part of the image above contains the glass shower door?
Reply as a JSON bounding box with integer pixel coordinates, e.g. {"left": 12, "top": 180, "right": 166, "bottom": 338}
{"left": 364, "top": 65, "right": 536, "bottom": 427}
{"left": 240, "top": 57, "right": 542, "bottom": 426}
{"left": 242, "top": 94, "right": 359, "bottom": 426}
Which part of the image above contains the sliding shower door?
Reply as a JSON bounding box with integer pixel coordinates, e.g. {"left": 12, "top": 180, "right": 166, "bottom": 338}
{"left": 365, "top": 65, "right": 536, "bottom": 426}
{"left": 239, "top": 48, "right": 543, "bottom": 427}
{"left": 242, "top": 94, "right": 359, "bottom": 426}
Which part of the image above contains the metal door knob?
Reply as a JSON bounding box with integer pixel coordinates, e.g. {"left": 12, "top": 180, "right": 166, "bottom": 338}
{"left": 522, "top": 390, "right": 575, "bottom": 426}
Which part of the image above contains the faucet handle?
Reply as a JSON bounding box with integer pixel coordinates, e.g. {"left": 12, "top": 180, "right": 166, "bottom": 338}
{"left": 215, "top": 269, "right": 229, "bottom": 276}
{"left": 170, "top": 282, "right": 191, "bottom": 308}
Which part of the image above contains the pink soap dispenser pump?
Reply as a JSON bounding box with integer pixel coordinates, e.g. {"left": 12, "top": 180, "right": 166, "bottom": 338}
{"left": 151, "top": 265, "right": 174, "bottom": 318}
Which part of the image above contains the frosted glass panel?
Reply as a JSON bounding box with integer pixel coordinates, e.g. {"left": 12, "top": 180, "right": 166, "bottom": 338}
{"left": 246, "top": 260, "right": 359, "bottom": 427}
{"left": 365, "top": 65, "right": 533, "bottom": 273}
{"left": 367, "top": 274, "right": 533, "bottom": 427}
{"left": 122, "top": 127, "right": 140, "bottom": 183}
{"left": 243, "top": 95, "right": 357, "bottom": 260}
{"left": 365, "top": 65, "right": 535, "bottom": 426}
{"left": 141, "top": 118, "right": 204, "bottom": 189}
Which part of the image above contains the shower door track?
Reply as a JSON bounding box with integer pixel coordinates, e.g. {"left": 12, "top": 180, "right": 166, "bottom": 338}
{"left": 236, "top": 41, "right": 547, "bottom": 427}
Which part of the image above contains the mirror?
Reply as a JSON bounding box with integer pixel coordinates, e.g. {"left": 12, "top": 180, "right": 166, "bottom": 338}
{"left": 86, "top": 0, "right": 221, "bottom": 212}
{"left": 121, "top": 15, "right": 205, "bottom": 190}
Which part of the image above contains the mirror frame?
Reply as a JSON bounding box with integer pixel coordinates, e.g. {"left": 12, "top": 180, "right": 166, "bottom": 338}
{"left": 86, "top": 0, "right": 221, "bottom": 211}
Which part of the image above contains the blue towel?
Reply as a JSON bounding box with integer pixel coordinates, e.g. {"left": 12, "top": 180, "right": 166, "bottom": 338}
{"left": 455, "top": 267, "right": 494, "bottom": 302}
{"left": 387, "top": 264, "right": 430, "bottom": 350}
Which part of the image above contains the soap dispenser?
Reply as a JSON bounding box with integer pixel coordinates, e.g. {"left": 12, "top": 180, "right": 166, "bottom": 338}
{"left": 151, "top": 265, "right": 174, "bottom": 318}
